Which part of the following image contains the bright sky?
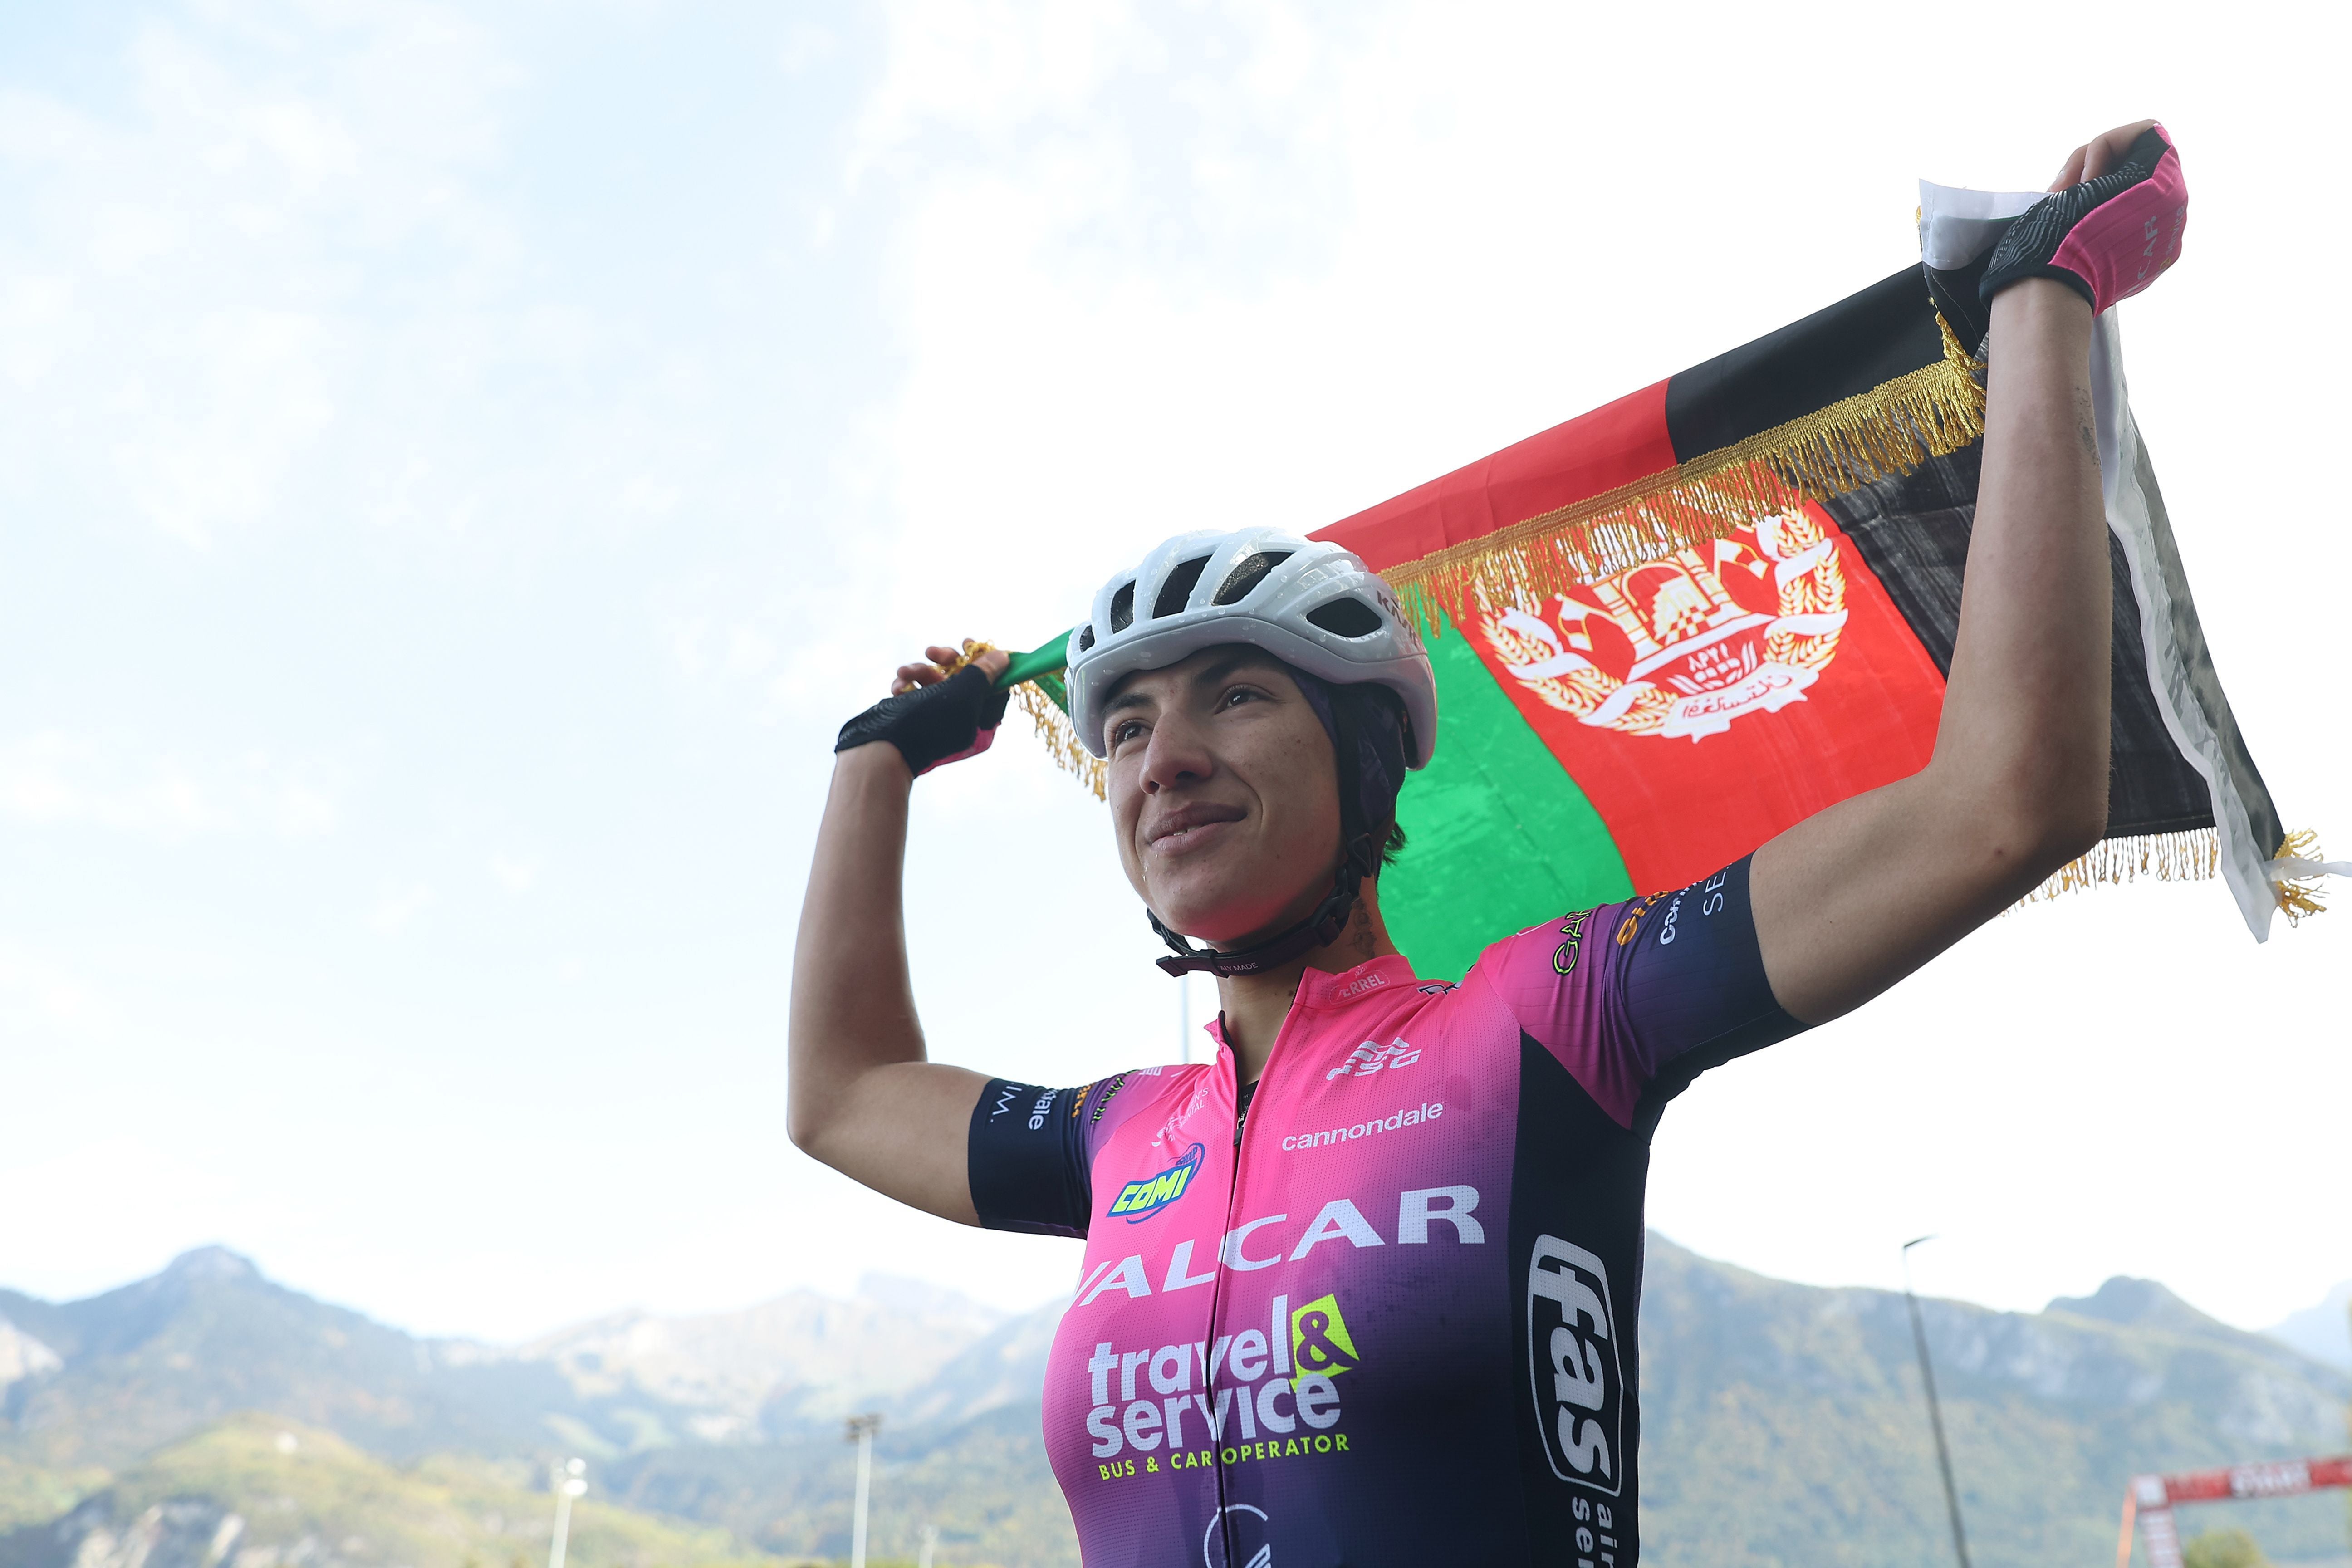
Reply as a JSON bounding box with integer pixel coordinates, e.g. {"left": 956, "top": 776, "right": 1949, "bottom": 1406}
{"left": 2, "top": 1, "right": 2344, "bottom": 1346}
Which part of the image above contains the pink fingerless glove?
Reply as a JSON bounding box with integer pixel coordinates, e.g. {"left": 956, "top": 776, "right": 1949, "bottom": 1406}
{"left": 1980, "top": 125, "right": 2186, "bottom": 313}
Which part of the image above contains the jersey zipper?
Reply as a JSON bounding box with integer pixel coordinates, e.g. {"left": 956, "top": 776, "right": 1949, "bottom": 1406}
{"left": 1209, "top": 993, "right": 1312, "bottom": 1567}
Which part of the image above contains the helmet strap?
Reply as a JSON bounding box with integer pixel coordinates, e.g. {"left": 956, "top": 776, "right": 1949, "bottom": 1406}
{"left": 1148, "top": 832, "right": 1382, "bottom": 979}
{"left": 1147, "top": 673, "right": 1400, "bottom": 980}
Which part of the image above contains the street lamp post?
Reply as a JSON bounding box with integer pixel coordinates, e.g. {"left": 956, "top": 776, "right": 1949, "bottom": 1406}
{"left": 845, "top": 1414, "right": 883, "bottom": 1568}
{"left": 546, "top": 1458, "right": 587, "bottom": 1568}
{"left": 1902, "top": 1236, "right": 1972, "bottom": 1568}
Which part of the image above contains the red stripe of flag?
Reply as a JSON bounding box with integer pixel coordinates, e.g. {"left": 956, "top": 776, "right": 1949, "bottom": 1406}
{"left": 1314, "top": 381, "right": 1676, "bottom": 572}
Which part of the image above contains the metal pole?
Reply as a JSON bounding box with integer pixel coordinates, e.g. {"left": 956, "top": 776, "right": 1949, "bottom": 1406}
{"left": 547, "top": 1459, "right": 586, "bottom": 1568}
{"left": 1902, "top": 1236, "right": 1972, "bottom": 1568}
{"left": 846, "top": 1414, "right": 882, "bottom": 1568}
{"left": 851, "top": 1430, "right": 871, "bottom": 1568}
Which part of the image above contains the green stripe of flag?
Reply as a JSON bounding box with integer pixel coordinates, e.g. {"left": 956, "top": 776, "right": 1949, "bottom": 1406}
{"left": 1385, "top": 626, "right": 1631, "bottom": 981}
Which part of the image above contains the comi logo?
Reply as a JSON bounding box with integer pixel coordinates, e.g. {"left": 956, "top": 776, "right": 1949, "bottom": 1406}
{"left": 1106, "top": 1142, "right": 1204, "bottom": 1223}
{"left": 1526, "top": 1235, "right": 1623, "bottom": 1495}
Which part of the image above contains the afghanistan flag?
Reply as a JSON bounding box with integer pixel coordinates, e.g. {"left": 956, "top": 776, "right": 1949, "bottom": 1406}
{"left": 996, "top": 211, "right": 2328, "bottom": 974}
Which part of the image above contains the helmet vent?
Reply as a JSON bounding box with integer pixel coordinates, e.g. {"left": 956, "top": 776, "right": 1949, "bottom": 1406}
{"left": 1078, "top": 625, "right": 1096, "bottom": 652}
{"left": 1109, "top": 581, "right": 1136, "bottom": 633}
{"left": 1306, "top": 597, "right": 1383, "bottom": 638}
{"left": 1212, "top": 551, "right": 1293, "bottom": 605}
{"left": 1154, "top": 556, "right": 1211, "bottom": 619}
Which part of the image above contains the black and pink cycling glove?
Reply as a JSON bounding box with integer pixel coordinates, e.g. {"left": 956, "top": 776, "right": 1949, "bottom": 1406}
{"left": 1980, "top": 124, "right": 2186, "bottom": 312}
{"left": 835, "top": 663, "right": 1009, "bottom": 777}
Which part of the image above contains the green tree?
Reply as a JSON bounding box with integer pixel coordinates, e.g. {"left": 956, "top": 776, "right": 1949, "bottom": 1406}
{"left": 2181, "top": 1527, "right": 2270, "bottom": 1568}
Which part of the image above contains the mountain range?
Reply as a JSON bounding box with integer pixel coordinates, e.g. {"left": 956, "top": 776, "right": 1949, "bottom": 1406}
{"left": 2268, "top": 1285, "right": 2352, "bottom": 1373}
{"left": 1, "top": 1243, "right": 2344, "bottom": 1568}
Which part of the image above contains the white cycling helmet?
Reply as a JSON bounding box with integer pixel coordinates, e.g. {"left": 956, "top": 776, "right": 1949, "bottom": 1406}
{"left": 1064, "top": 527, "right": 1437, "bottom": 767}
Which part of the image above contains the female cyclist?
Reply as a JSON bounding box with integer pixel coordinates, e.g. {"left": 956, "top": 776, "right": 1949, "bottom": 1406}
{"left": 789, "top": 121, "right": 2181, "bottom": 1567}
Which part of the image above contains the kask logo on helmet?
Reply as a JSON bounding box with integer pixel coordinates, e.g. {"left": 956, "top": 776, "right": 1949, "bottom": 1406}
{"left": 1108, "top": 1143, "right": 1205, "bottom": 1222}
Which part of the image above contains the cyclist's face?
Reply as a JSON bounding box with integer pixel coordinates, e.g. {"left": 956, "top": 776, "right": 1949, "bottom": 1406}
{"left": 1102, "top": 647, "right": 1342, "bottom": 946}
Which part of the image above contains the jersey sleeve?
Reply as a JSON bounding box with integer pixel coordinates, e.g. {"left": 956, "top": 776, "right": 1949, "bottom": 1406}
{"left": 1473, "top": 854, "right": 1805, "bottom": 1128}
{"left": 967, "top": 1075, "right": 1138, "bottom": 1239}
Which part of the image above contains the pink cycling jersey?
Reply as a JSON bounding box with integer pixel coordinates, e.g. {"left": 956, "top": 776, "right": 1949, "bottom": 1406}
{"left": 968, "top": 853, "right": 1803, "bottom": 1567}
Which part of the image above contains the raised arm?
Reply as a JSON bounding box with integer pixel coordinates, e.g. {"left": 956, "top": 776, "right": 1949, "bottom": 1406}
{"left": 785, "top": 645, "right": 1011, "bottom": 1223}
{"left": 1751, "top": 121, "right": 2173, "bottom": 1022}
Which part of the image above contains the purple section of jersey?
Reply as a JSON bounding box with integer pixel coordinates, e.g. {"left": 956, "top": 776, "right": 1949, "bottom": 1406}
{"left": 1482, "top": 855, "right": 1791, "bottom": 1127}
{"left": 966, "top": 855, "right": 1799, "bottom": 1566}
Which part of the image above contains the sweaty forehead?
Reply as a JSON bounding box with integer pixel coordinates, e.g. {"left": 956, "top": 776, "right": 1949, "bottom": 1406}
{"left": 1103, "top": 645, "right": 1295, "bottom": 710}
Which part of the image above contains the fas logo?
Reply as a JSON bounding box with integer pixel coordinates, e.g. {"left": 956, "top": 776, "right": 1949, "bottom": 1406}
{"left": 1107, "top": 1142, "right": 1204, "bottom": 1223}
{"left": 1480, "top": 509, "right": 1848, "bottom": 742}
{"left": 1526, "top": 1235, "right": 1624, "bottom": 1496}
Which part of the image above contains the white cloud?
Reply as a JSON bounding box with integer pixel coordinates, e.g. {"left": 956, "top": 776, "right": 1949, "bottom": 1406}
{"left": 116, "top": 308, "right": 338, "bottom": 547}
{"left": 0, "top": 271, "right": 75, "bottom": 386}
{"left": 369, "top": 880, "right": 433, "bottom": 933}
{"left": 852, "top": 0, "right": 1155, "bottom": 172}
{"left": 0, "top": 732, "right": 337, "bottom": 839}
{"left": 668, "top": 617, "right": 781, "bottom": 682}
{"left": 0, "top": 3, "right": 518, "bottom": 547}
{"left": 0, "top": 944, "right": 117, "bottom": 1034}
{"left": 0, "top": 1137, "right": 315, "bottom": 1304}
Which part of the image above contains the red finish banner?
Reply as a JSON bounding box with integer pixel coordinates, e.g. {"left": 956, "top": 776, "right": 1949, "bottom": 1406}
{"left": 2123, "top": 1455, "right": 2352, "bottom": 1568}
{"left": 2142, "top": 1455, "right": 2352, "bottom": 1505}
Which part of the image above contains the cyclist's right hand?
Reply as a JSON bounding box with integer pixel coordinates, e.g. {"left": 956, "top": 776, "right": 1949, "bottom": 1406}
{"left": 890, "top": 641, "right": 1012, "bottom": 695}
{"left": 836, "top": 641, "right": 1014, "bottom": 776}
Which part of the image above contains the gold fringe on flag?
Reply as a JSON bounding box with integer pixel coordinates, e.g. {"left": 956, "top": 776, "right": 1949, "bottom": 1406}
{"left": 1013, "top": 679, "right": 1107, "bottom": 800}
{"left": 935, "top": 638, "right": 1108, "bottom": 799}
{"left": 932, "top": 639, "right": 994, "bottom": 677}
{"left": 1384, "top": 309, "right": 1988, "bottom": 635}
{"left": 2269, "top": 828, "right": 2332, "bottom": 924}
{"left": 2013, "top": 827, "right": 2220, "bottom": 910}
{"left": 2008, "top": 828, "right": 2337, "bottom": 924}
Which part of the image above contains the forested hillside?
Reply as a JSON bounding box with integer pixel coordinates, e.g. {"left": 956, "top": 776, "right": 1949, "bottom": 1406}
{"left": 2, "top": 1242, "right": 2343, "bottom": 1567}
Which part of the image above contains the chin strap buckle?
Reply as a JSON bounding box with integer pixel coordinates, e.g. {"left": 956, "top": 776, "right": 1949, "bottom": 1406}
{"left": 1148, "top": 836, "right": 1378, "bottom": 979}
{"left": 1150, "top": 904, "right": 1349, "bottom": 978}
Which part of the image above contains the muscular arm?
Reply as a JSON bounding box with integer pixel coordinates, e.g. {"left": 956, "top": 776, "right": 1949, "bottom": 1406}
{"left": 785, "top": 650, "right": 1012, "bottom": 1224}
{"left": 1752, "top": 233, "right": 2117, "bottom": 1021}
